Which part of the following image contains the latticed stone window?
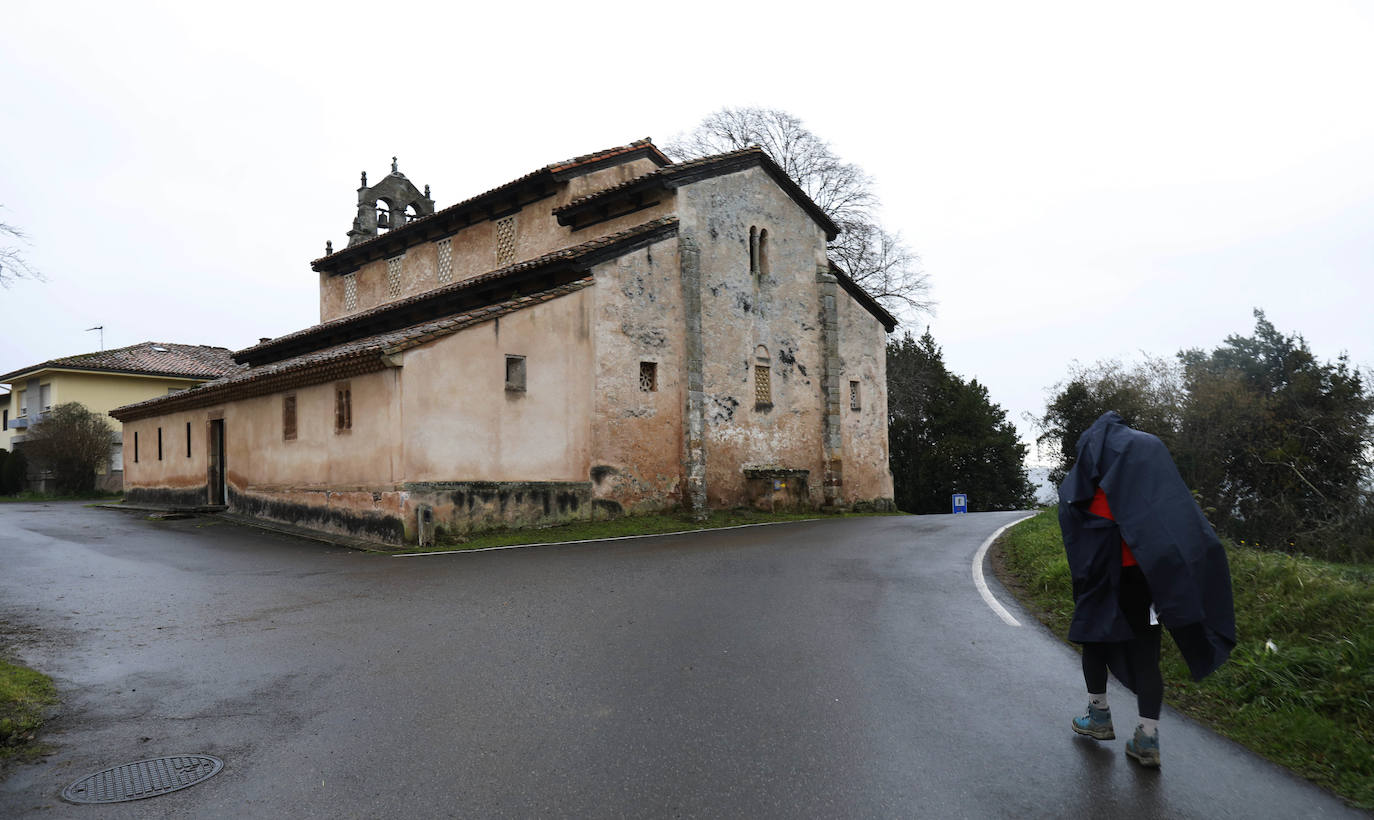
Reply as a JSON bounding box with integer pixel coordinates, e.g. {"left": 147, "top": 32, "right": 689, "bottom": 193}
{"left": 495, "top": 215, "right": 517, "bottom": 266}
{"left": 755, "top": 366, "right": 772, "bottom": 406}
{"left": 850, "top": 380, "right": 861, "bottom": 410}
{"left": 639, "top": 361, "right": 657, "bottom": 392}
{"left": 344, "top": 272, "right": 358, "bottom": 310}
{"left": 386, "top": 255, "right": 403, "bottom": 298}
{"left": 754, "top": 345, "right": 773, "bottom": 408}
{"left": 436, "top": 238, "right": 453, "bottom": 284}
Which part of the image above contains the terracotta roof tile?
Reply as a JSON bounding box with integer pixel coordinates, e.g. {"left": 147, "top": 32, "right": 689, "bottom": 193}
{"left": 1, "top": 342, "right": 242, "bottom": 384}
{"left": 549, "top": 146, "right": 840, "bottom": 240}
{"left": 110, "top": 279, "right": 595, "bottom": 422}
{"left": 246, "top": 216, "right": 678, "bottom": 366}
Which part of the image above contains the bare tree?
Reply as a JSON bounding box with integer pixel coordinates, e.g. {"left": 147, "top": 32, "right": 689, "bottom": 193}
{"left": 1, "top": 207, "right": 42, "bottom": 286}
{"left": 666, "top": 107, "right": 931, "bottom": 314}
{"left": 20, "top": 403, "right": 114, "bottom": 494}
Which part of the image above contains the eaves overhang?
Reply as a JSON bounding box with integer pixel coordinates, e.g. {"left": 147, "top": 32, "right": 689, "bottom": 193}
{"left": 552, "top": 148, "right": 841, "bottom": 241}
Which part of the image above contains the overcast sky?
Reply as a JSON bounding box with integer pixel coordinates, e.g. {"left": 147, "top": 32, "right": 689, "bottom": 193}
{"left": 3, "top": 0, "right": 1371, "bottom": 464}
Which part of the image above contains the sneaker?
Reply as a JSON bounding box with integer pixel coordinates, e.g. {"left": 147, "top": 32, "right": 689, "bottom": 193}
{"left": 1071, "top": 704, "right": 1115, "bottom": 740}
{"left": 1125, "top": 725, "right": 1161, "bottom": 767}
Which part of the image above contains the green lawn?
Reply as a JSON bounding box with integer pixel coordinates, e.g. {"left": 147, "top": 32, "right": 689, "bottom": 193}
{"left": 0, "top": 657, "right": 57, "bottom": 764}
{"left": 994, "top": 509, "right": 1374, "bottom": 809}
{"left": 410, "top": 507, "right": 905, "bottom": 553}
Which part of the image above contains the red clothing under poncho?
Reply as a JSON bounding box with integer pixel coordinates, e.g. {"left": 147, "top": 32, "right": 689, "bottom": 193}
{"left": 1089, "top": 487, "right": 1138, "bottom": 567}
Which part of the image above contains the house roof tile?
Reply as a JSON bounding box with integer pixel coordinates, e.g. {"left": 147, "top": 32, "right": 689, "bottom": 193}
{"left": 0, "top": 342, "right": 242, "bottom": 384}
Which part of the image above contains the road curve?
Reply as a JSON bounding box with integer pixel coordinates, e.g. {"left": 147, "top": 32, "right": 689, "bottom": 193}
{"left": 0, "top": 504, "right": 1361, "bottom": 818}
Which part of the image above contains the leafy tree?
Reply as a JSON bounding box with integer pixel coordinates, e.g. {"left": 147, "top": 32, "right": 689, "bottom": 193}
{"left": 666, "top": 107, "right": 931, "bottom": 314}
{"left": 888, "top": 330, "right": 1033, "bottom": 513}
{"left": 1178, "top": 310, "right": 1373, "bottom": 554}
{"left": 1037, "top": 311, "right": 1374, "bottom": 560}
{"left": 1036, "top": 355, "right": 1184, "bottom": 486}
{"left": 19, "top": 403, "right": 114, "bottom": 494}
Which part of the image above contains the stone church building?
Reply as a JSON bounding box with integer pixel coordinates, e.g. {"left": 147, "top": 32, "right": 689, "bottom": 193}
{"left": 112, "top": 139, "right": 896, "bottom": 545}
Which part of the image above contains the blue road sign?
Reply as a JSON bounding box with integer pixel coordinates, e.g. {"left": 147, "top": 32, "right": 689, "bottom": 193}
{"left": 952, "top": 494, "right": 968, "bottom": 514}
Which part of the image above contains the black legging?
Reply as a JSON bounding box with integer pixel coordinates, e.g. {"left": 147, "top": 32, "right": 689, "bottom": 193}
{"left": 1081, "top": 566, "right": 1163, "bottom": 720}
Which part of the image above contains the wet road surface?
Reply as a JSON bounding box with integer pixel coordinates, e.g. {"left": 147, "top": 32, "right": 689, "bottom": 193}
{"left": 0, "top": 503, "right": 1362, "bottom": 818}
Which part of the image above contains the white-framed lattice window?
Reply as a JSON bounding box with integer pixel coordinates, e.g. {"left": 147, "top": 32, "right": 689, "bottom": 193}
{"left": 386, "top": 255, "right": 404, "bottom": 298}
{"left": 850, "top": 380, "right": 861, "bottom": 410}
{"left": 436, "top": 237, "right": 453, "bottom": 284}
{"left": 343, "top": 272, "right": 358, "bottom": 310}
{"left": 495, "top": 215, "right": 517, "bottom": 266}
{"left": 639, "top": 361, "right": 657, "bottom": 392}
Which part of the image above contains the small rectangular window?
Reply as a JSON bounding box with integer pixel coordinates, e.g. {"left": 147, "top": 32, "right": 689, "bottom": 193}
{"left": 134, "top": 431, "right": 139, "bottom": 463}
{"left": 157, "top": 427, "right": 163, "bottom": 461}
{"left": 639, "top": 362, "right": 657, "bottom": 392}
{"left": 2, "top": 408, "right": 7, "bottom": 430}
{"left": 505, "top": 355, "right": 527, "bottom": 392}
{"left": 850, "top": 380, "right": 861, "bottom": 410}
{"left": 283, "top": 394, "right": 298, "bottom": 441}
{"left": 186, "top": 421, "right": 192, "bottom": 457}
{"left": 335, "top": 384, "right": 352, "bottom": 432}
{"left": 755, "top": 365, "right": 772, "bottom": 407}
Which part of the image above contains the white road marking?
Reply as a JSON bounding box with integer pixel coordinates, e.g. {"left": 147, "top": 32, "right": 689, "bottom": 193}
{"left": 972, "top": 514, "right": 1037, "bottom": 627}
{"left": 392, "top": 518, "right": 822, "bottom": 557}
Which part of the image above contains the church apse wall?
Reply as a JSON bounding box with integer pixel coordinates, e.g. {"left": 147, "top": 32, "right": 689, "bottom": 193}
{"left": 678, "top": 167, "right": 834, "bottom": 508}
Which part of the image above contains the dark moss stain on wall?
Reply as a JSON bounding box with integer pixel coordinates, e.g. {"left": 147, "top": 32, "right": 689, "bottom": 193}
{"left": 229, "top": 488, "right": 406, "bottom": 544}
{"left": 126, "top": 486, "right": 212, "bottom": 508}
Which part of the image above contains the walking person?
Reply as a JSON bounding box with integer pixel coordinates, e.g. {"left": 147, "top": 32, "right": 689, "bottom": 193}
{"left": 1058, "top": 411, "right": 1236, "bottom": 767}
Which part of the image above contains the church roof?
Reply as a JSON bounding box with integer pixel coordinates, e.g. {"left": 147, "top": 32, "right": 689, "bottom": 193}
{"left": 0, "top": 342, "right": 241, "bottom": 384}
{"left": 248, "top": 217, "right": 678, "bottom": 368}
{"left": 552, "top": 146, "right": 840, "bottom": 241}
{"left": 110, "top": 278, "right": 596, "bottom": 423}
{"left": 314, "top": 139, "right": 670, "bottom": 275}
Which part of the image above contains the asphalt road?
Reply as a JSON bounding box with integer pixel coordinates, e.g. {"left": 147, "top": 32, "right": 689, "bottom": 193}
{"left": 0, "top": 503, "right": 1362, "bottom": 818}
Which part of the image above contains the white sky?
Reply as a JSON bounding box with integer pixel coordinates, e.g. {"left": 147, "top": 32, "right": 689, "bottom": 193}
{"left": 3, "top": 0, "right": 1371, "bottom": 463}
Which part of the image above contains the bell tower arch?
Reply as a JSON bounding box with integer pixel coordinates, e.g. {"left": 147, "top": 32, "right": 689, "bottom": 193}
{"left": 345, "top": 157, "right": 436, "bottom": 247}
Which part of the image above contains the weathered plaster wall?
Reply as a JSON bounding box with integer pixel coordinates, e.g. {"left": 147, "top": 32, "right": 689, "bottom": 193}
{"left": 837, "top": 292, "right": 895, "bottom": 503}
{"left": 677, "top": 166, "right": 833, "bottom": 507}
{"left": 587, "top": 239, "right": 686, "bottom": 512}
{"left": 122, "top": 409, "right": 211, "bottom": 504}
{"left": 399, "top": 289, "right": 595, "bottom": 484}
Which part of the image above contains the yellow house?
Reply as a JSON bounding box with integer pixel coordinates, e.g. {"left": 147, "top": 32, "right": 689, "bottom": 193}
{"left": 1, "top": 343, "right": 240, "bottom": 492}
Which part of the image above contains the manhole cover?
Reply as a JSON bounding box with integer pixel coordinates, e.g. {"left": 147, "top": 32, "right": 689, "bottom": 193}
{"left": 61, "top": 755, "right": 223, "bottom": 804}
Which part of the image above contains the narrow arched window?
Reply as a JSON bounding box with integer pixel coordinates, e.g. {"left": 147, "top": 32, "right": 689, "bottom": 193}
{"left": 404, "top": 203, "right": 421, "bottom": 225}
{"left": 758, "top": 229, "right": 770, "bottom": 279}
{"left": 749, "top": 226, "right": 759, "bottom": 276}
{"left": 376, "top": 200, "right": 392, "bottom": 231}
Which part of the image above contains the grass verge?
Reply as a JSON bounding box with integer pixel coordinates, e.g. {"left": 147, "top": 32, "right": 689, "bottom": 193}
{"left": 412, "top": 507, "right": 905, "bottom": 553}
{"left": 992, "top": 508, "right": 1374, "bottom": 809}
{"left": 0, "top": 657, "right": 57, "bottom": 765}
